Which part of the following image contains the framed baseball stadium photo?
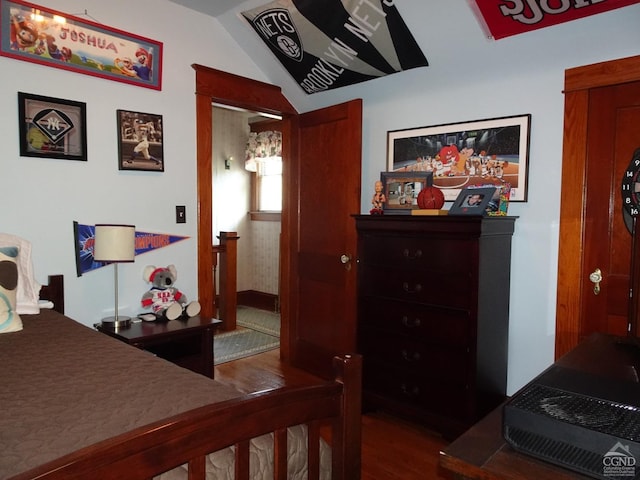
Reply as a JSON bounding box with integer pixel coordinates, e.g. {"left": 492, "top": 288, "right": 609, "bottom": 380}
{"left": 387, "top": 114, "right": 531, "bottom": 202}
{"left": 117, "top": 109, "right": 164, "bottom": 172}
{"left": 18, "top": 92, "right": 87, "bottom": 161}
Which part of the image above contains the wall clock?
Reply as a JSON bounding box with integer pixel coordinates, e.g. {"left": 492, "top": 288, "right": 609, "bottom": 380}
{"left": 621, "top": 148, "right": 640, "bottom": 234}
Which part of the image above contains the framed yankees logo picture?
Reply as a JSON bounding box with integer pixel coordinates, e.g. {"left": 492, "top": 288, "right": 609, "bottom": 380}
{"left": 18, "top": 91, "right": 87, "bottom": 162}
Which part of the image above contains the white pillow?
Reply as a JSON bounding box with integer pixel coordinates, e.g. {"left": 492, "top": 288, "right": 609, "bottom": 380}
{"left": 0, "top": 246, "right": 23, "bottom": 333}
{"left": 0, "top": 234, "right": 41, "bottom": 314}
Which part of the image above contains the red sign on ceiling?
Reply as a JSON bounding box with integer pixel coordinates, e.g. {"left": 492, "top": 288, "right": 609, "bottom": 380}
{"left": 471, "top": 0, "right": 640, "bottom": 39}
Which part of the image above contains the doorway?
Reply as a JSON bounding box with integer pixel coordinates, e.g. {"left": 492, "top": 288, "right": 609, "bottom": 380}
{"left": 211, "top": 106, "right": 281, "bottom": 315}
{"left": 193, "top": 65, "right": 298, "bottom": 360}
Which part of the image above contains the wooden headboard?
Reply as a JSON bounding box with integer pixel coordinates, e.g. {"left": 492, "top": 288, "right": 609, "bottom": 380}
{"left": 39, "top": 275, "right": 64, "bottom": 314}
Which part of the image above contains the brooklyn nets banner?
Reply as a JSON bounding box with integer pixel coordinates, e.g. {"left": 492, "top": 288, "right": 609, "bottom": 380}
{"left": 472, "top": 0, "right": 639, "bottom": 40}
{"left": 241, "top": 0, "right": 428, "bottom": 94}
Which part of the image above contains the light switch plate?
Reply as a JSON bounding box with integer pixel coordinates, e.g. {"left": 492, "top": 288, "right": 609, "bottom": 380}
{"left": 176, "top": 205, "right": 186, "bottom": 223}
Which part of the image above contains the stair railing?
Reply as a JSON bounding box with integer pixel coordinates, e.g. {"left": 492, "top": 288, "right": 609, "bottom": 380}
{"left": 212, "top": 231, "right": 239, "bottom": 330}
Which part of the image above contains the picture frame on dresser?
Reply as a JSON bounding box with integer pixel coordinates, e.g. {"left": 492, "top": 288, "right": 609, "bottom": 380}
{"left": 380, "top": 171, "right": 433, "bottom": 213}
{"left": 468, "top": 182, "right": 511, "bottom": 216}
{"left": 448, "top": 186, "right": 496, "bottom": 216}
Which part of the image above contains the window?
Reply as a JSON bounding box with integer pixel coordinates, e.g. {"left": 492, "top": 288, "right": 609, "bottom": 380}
{"left": 256, "top": 158, "right": 282, "bottom": 211}
{"left": 246, "top": 128, "right": 282, "bottom": 220}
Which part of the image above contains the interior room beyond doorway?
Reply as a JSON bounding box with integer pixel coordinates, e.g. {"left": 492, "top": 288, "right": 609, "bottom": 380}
{"left": 211, "top": 105, "right": 281, "bottom": 322}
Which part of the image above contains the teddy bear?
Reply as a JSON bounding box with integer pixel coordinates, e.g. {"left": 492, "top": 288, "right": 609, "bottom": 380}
{"left": 140, "top": 264, "right": 201, "bottom": 321}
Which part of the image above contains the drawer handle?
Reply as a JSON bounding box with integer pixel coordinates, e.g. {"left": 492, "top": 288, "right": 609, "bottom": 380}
{"left": 402, "top": 282, "right": 422, "bottom": 293}
{"left": 402, "top": 248, "right": 422, "bottom": 260}
{"left": 401, "top": 349, "right": 421, "bottom": 362}
{"left": 400, "top": 383, "right": 420, "bottom": 397}
{"left": 401, "top": 316, "right": 422, "bottom": 328}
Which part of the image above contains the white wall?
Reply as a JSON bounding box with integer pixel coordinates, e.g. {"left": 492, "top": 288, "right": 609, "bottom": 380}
{"left": 1, "top": 0, "right": 267, "bottom": 327}
{"left": 220, "top": 0, "right": 640, "bottom": 393}
{"left": 212, "top": 107, "right": 253, "bottom": 293}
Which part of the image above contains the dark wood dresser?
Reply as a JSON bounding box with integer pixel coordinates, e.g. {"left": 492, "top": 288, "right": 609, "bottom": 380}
{"left": 354, "top": 215, "right": 516, "bottom": 438}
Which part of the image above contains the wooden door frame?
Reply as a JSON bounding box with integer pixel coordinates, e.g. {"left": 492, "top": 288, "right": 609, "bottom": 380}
{"left": 556, "top": 54, "right": 640, "bottom": 358}
{"left": 192, "top": 65, "right": 297, "bottom": 357}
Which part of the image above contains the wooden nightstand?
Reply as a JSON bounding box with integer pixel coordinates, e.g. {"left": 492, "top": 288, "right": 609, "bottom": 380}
{"left": 96, "top": 316, "right": 222, "bottom": 378}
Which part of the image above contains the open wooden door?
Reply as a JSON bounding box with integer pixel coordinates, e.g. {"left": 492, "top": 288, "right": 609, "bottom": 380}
{"left": 287, "top": 100, "right": 363, "bottom": 378}
{"left": 193, "top": 66, "right": 362, "bottom": 376}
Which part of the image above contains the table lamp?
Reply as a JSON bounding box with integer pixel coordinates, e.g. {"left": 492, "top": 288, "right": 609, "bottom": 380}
{"left": 93, "top": 224, "right": 135, "bottom": 329}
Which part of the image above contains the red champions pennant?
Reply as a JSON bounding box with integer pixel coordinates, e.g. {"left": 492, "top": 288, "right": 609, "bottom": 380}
{"left": 73, "top": 221, "right": 189, "bottom": 276}
{"left": 470, "top": 0, "right": 639, "bottom": 40}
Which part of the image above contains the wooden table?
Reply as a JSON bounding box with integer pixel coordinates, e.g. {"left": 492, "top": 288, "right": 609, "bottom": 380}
{"left": 439, "top": 333, "right": 640, "bottom": 480}
{"left": 96, "top": 315, "right": 222, "bottom": 378}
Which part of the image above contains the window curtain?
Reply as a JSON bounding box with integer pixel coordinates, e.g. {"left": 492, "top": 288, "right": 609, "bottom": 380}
{"left": 245, "top": 130, "right": 282, "bottom": 176}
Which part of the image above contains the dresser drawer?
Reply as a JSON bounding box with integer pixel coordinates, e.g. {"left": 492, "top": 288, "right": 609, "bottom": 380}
{"left": 359, "top": 234, "right": 474, "bottom": 273}
{"left": 358, "top": 327, "right": 471, "bottom": 383}
{"left": 359, "top": 297, "right": 471, "bottom": 347}
{"left": 363, "top": 360, "right": 472, "bottom": 418}
{"left": 359, "top": 264, "right": 473, "bottom": 309}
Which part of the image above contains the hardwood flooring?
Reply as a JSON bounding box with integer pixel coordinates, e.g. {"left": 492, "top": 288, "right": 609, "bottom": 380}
{"left": 214, "top": 349, "right": 451, "bottom": 479}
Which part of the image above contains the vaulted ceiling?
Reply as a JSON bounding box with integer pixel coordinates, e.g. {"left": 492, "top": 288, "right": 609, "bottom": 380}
{"left": 167, "top": 0, "right": 239, "bottom": 18}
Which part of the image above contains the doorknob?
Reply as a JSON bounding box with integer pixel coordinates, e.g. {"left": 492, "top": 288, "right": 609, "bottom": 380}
{"left": 340, "top": 254, "right": 352, "bottom": 271}
{"left": 589, "top": 268, "right": 602, "bottom": 295}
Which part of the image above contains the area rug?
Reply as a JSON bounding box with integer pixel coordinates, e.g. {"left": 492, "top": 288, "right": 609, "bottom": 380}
{"left": 236, "top": 305, "right": 280, "bottom": 337}
{"left": 214, "top": 328, "right": 280, "bottom": 365}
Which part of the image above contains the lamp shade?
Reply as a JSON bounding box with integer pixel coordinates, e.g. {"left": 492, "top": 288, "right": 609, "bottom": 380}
{"left": 94, "top": 224, "right": 135, "bottom": 263}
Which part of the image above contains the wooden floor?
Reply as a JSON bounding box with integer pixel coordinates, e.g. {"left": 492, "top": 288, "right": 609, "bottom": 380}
{"left": 215, "top": 349, "right": 451, "bottom": 480}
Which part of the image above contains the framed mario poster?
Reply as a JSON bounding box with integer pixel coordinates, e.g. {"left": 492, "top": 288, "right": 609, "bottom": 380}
{"left": 1, "top": 0, "right": 162, "bottom": 90}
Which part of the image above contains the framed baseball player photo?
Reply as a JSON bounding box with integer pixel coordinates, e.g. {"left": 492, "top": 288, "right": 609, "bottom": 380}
{"left": 117, "top": 109, "right": 164, "bottom": 172}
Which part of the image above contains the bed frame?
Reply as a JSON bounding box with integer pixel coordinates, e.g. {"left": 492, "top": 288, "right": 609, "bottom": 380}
{"left": 22, "top": 276, "right": 362, "bottom": 480}
{"left": 40, "top": 274, "right": 64, "bottom": 314}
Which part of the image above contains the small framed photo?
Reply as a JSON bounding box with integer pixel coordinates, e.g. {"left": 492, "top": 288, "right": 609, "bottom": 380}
{"left": 381, "top": 171, "right": 433, "bottom": 213}
{"left": 469, "top": 182, "right": 511, "bottom": 216}
{"left": 18, "top": 92, "right": 87, "bottom": 161}
{"left": 117, "top": 110, "right": 164, "bottom": 171}
{"left": 448, "top": 186, "right": 496, "bottom": 216}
